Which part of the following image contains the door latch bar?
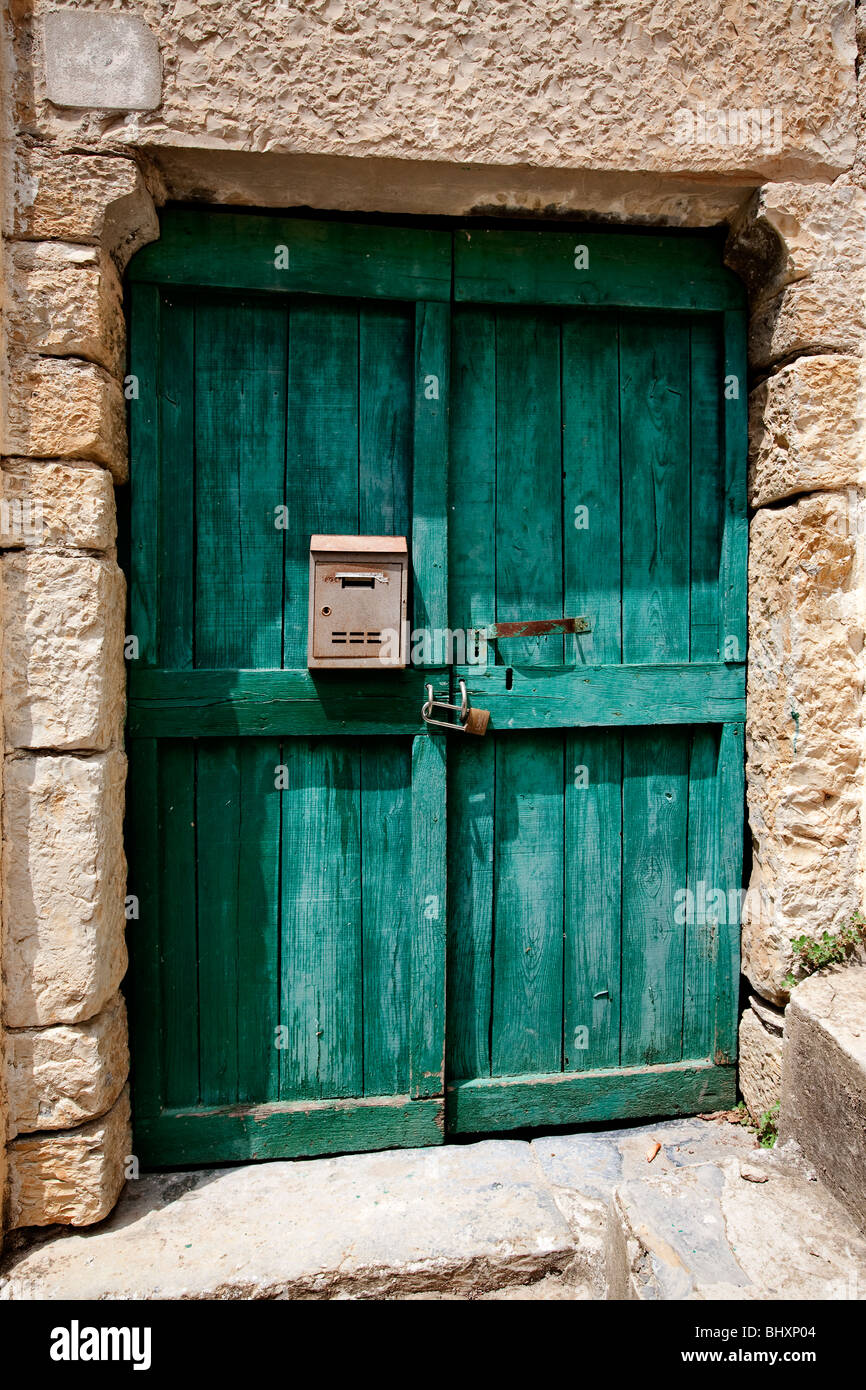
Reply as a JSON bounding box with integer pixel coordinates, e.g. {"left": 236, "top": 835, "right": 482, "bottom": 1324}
{"left": 468, "top": 615, "right": 591, "bottom": 643}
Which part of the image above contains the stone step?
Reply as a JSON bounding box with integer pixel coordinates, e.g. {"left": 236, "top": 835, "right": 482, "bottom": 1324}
{"left": 2, "top": 1117, "right": 864, "bottom": 1300}
{"left": 607, "top": 1145, "right": 866, "bottom": 1300}
{"left": 780, "top": 963, "right": 866, "bottom": 1238}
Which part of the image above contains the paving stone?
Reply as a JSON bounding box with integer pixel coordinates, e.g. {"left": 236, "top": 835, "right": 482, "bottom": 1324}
{"left": 530, "top": 1118, "right": 758, "bottom": 1291}
{"left": 0, "top": 1140, "right": 577, "bottom": 1300}
{"left": 607, "top": 1153, "right": 866, "bottom": 1300}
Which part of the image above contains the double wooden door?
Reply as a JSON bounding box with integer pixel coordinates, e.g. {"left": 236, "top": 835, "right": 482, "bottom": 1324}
{"left": 127, "top": 213, "right": 746, "bottom": 1166}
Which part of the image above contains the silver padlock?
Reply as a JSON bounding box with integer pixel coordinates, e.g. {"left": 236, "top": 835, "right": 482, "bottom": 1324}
{"left": 421, "top": 679, "right": 489, "bottom": 737}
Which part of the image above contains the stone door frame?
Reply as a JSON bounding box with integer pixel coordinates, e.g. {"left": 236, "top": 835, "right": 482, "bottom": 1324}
{"left": 1, "top": 154, "right": 863, "bottom": 1232}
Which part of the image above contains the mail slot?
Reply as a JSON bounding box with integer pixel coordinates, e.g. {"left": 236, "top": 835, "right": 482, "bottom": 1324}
{"left": 307, "top": 535, "right": 408, "bottom": 669}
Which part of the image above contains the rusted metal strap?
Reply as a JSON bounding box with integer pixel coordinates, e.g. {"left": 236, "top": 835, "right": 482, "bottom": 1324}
{"left": 470, "top": 616, "right": 591, "bottom": 641}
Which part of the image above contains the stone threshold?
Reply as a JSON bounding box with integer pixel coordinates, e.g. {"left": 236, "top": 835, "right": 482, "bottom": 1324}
{"left": 2, "top": 1117, "right": 865, "bottom": 1301}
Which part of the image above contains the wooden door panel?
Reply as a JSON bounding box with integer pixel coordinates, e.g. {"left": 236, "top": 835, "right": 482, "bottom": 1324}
{"left": 491, "top": 733, "right": 564, "bottom": 1075}
{"left": 564, "top": 728, "right": 623, "bottom": 1070}
{"left": 128, "top": 220, "right": 451, "bottom": 1165}
{"left": 620, "top": 729, "right": 691, "bottom": 1067}
{"left": 195, "top": 298, "right": 287, "bottom": 669}
{"left": 446, "top": 279, "right": 746, "bottom": 1128}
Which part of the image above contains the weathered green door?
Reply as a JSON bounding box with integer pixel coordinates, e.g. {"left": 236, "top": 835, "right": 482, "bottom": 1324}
{"left": 127, "top": 214, "right": 746, "bottom": 1167}
{"left": 445, "top": 231, "right": 746, "bottom": 1131}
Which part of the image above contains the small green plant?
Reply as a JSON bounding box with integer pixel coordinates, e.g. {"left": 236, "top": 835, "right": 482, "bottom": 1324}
{"left": 756, "top": 1100, "right": 780, "bottom": 1149}
{"left": 783, "top": 909, "right": 866, "bottom": 990}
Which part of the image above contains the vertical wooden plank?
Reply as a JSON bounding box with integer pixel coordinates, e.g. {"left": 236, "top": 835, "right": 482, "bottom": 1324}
{"left": 682, "top": 729, "right": 720, "bottom": 1061}
{"left": 128, "top": 284, "right": 160, "bottom": 667}
{"left": 126, "top": 285, "right": 163, "bottom": 1124}
{"left": 412, "top": 301, "right": 450, "bottom": 650}
{"left": 446, "top": 737, "right": 495, "bottom": 1081}
{"left": 716, "top": 313, "right": 746, "bottom": 1065}
{"left": 410, "top": 733, "right": 447, "bottom": 1100}
{"left": 194, "top": 297, "right": 287, "bottom": 669}
{"left": 714, "top": 721, "right": 744, "bottom": 1064}
{"left": 196, "top": 742, "right": 240, "bottom": 1105}
{"left": 721, "top": 310, "right": 748, "bottom": 666}
{"left": 492, "top": 732, "right": 564, "bottom": 1077}
{"left": 126, "top": 739, "right": 162, "bottom": 1120}
{"left": 280, "top": 740, "right": 363, "bottom": 1100}
{"left": 236, "top": 740, "right": 282, "bottom": 1103}
{"left": 158, "top": 294, "right": 195, "bottom": 670}
{"left": 449, "top": 306, "right": 496, "bottom": 640}
{"left": 361, "top": 740, "right": 412, "bottom": 1097}
{"left": 562, "top": 312, "right": 621, "bottom": 665}
{"left": 621, "top": 729, "right": 689, "bottom": 1066}
{"left": 620, "top": 318, "right": 691, "bottom": 664}
{"left": 561, "top": 313, "right": 623, "bottom": 1076}
{"left": 359, "top": 304, "right": 412, "bottom": 537}
{"left": 410, "top": 298, "right": 449, "bottom": 1104}
{"left": 489, "top": 308, "right": 563, "bottom": 1078}
{"left": 495, "top": 309, "right": 562, "bottom": 666}
{"left": 158, "top": 743, "right": 199, "bottom": 1108}
{"left": 689, "top": 317, "right": 722, "bottom": 662}
{"left": 564, "top": 730, "right": 622, "bottom": 1070}
{"left": 285, "top": 301, "right": 360, "bottom": 667}
{"left": 447, "top": 306, "right": 496, "bottom": 1083}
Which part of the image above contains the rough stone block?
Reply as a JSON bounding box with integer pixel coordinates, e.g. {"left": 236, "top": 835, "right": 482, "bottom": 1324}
{"left": 12, "top": 149, "right": 159, "bottom": 271}
{"left": 0, "top": 460, "right": 116, "bottom": 552}
{"left": 8, "top": 1087, "right": 130, "bottom": 1229}
{"left": 8, "top": 242, "right": 125, "bottom": 376}
{"left": 21, "top": 4, "right": 858, "bottom": 181}
{"left": 739, "top": 997, "right": 784, "bottom": 1123}
{"left": 2, "top": 552, "right": 126, "bottom": 751}
{"left": 780, "top": 966, "right": 866, "bottom": 1236}
{"left": 745, "top": 491, "right": 863, "bottom": 1002}
{"left": 2, "top": 750, "right": 127, "bottom": 1028}
{"left": 749, "top": 355, "right": 863, "bottom": 508}
{"left": 3, "top": 355, "right": 127, "bottom": 481}
{"left": 7, "top": 992, "right": 128, "bottom": 1135}
{"left": 42, "top": 12, "right": 162, "bottom": 112}
{"left": 743, "top": 180, "right": 866, "bottom": 369}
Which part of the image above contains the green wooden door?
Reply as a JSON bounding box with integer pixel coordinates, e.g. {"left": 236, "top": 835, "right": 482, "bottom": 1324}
{"left": 445, "top": 231, "right": 746, "bottom": 1130}
{"left": 127, "top": 216, "right": 452, "bottom": 1165}
{"left": 127, "top": 214, "right": 746, "bottom": 1167}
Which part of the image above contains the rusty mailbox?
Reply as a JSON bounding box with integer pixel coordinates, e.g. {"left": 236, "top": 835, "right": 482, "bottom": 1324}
{"left": 307, "top": 535, "right": 409, "bottom": 670}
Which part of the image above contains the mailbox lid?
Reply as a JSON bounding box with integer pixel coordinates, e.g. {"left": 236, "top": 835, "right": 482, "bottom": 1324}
{"left": 310, "top": 535, "right": 407, "bottom": 556}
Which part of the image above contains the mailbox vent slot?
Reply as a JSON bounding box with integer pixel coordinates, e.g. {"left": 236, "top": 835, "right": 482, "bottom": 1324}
{"left": 330, "top": 631, "right": 384, "bottom": 646}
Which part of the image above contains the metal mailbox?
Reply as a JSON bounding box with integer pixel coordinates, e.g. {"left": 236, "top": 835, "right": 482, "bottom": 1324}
{"left": 307, "top": 535, "right": 408, "bottom": 670}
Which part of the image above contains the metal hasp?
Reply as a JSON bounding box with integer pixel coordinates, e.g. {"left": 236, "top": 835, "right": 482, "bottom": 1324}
{"left": 469, "top": 615, "right": 591, "bottom": 643}
{"left": 422, "top": 679, "right": 490, "bottom": 737}
{"left": 308, "top": 535, "right": 408, "bottom": 669}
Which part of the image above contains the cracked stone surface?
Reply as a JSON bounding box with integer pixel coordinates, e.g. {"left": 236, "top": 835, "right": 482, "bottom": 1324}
{"left": 608, "top": 1146, "right": 866, "bottom": 1300}
{"left": 4, "top": 1117, "right": 842, "bottom": 1302}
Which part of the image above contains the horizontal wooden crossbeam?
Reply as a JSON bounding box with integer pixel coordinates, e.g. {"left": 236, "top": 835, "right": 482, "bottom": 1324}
{"left": 457, "top": 661, "right": 745, "bottom": 730}
{"left": 128, "top": 662, "right": 744, "bottom": 738}
{"left": 447, "top": 1060, "right": 737, "bottom": 1133}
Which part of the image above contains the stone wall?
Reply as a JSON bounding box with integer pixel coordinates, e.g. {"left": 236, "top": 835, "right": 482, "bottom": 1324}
{"left": 0, "top": 1, "right": 864, "bottom": 1230}
{"left": 0, "top": 130, "right": 157, "bottom": 1231}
